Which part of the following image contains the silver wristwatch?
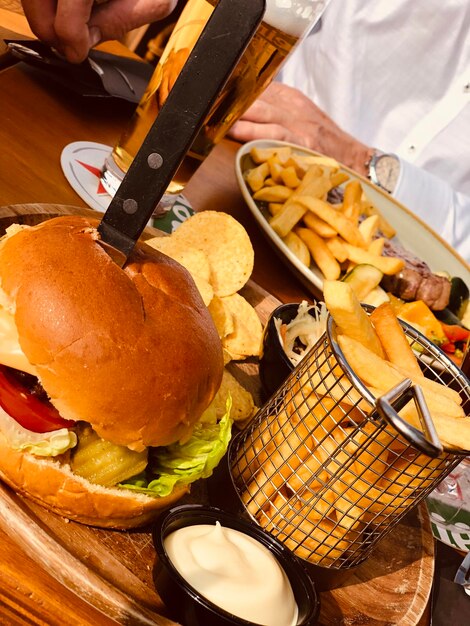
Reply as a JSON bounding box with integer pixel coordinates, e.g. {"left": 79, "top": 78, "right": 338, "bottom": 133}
{"left": 368, "top": 151, "right": 400, "bottom": 194}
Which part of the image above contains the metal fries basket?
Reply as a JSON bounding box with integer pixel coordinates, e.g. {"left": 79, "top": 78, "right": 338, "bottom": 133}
{"left": 229, "top": 311, "right": 470, "bottom": 570}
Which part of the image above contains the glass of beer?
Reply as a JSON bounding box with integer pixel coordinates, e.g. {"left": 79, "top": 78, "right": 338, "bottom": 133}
{"left": 101, "top": 0, "right": 330, "bottom": 210}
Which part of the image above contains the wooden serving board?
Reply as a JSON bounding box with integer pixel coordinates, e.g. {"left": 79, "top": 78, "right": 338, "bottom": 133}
{"left": 0, "top": 205, "right": 434, "bottom": 626}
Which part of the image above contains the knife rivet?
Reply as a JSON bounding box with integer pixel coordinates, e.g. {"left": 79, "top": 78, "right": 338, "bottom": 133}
{"left": 123, "top": 198, "right": 138, "bottom": 214}
{"left": 148, "top": 152, "right": 164, "bottom": 169}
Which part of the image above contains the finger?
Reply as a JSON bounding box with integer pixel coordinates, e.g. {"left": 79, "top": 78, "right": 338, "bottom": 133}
{"left": 53, "top": 0, "right": 96, "bottom": 63}
{"left": 228, "top": 120, "right": 304, "bottom": 146}
{"left": 21, "top": 0, "right": 61, "bottom": 49}
{"left": 238, "top": 99, "right": 294, "bottom": 129}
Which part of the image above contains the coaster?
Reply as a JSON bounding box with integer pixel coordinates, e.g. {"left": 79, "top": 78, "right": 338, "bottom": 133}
{"left": 61, "top": 141, "right": 112, "bottom": 213}
{"left": 60, "top": 141, "right": 194, "bottom": 233}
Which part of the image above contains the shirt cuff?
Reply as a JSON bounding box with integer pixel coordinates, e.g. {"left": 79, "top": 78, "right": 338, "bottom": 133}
{"left": 392, "top": 159, "right": 469, "bottom": 264}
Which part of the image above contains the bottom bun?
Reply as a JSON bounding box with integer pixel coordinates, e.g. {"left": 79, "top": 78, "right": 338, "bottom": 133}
{"left": 0, "top": 432, "right": 188, "bottom": 529}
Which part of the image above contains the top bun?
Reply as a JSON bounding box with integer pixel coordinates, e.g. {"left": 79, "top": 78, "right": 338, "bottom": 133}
{"left": 0, "top": 216, "right": 224, "bottom": 451}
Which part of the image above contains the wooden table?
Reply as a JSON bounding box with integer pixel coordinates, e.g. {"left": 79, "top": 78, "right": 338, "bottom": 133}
{"left": 0, "top": 43, "right": 435, "bottom": 626}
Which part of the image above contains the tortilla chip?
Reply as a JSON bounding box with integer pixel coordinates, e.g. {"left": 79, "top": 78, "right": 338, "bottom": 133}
{"left": 216, "top": 369, "right": 257, "bottom": 422}
{"left": 209, "top": 295, "right": 235, "bottom": 339}
{"left": 220, "top": 293, "right": 263, "bottom": 358}
{"left": 145, "top": 236, "right": 211, "bottom": 282}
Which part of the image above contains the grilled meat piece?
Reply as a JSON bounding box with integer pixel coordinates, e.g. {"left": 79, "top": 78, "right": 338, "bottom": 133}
{"left": 381, "top": 240, "right": 451, "bottom": 310}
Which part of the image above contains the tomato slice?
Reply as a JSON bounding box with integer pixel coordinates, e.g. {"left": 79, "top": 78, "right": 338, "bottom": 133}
{"left": 441, "top": 323, "right": 470, "bottom": 344}
{"left": 0, "top": 366, "right": 75, "bottom": 433}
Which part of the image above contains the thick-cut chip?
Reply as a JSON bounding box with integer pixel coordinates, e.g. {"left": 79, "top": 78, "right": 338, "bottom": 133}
{"left": 245, "top": 161, "right": 269, "bottom": 192}
{"left": 359, "top": 215, "right": 380, "bottom": 246}
{"left": 323, "top": 280, "right": 385, "bottom": 357}
{"left": 250, "top": 145, "right": 292, "bottom": 164}
{"left": 172, "top": 211, "right": 254, "bottom": 297}
{"left": 297, "top": 197, "right": 366, "bottom": 248}
{"left": 253, "top": 185, "right": 293, "bottom": 203}
{"left": 282, "top": 230, "right": 310, "bottom": 266}
{"left": 280, "top": 166, "right": 302, "bottom": 189}
{"left": 303, "top": 211, "right": 337, "bottom": 238}
{"left": 343, "top": 243, "right": 405, "bottom": 275}
{"left": 296, "top": 227, "right": 341, "bottom": 280}
{"left": 270, "top": 201, "right": 308, "bottom": 238}
{"left": 370, "top": 302, "right": 422, "bottom": 378}
{"left": 325, "top": 236, "right": 348, "bottom": 263}
{"left": 220, "top": 293, "right": 263, "bottom": 358}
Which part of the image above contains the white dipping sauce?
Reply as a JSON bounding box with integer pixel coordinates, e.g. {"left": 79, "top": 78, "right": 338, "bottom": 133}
{"left": 164, "top": 521, "right": 298, "bottom": 626}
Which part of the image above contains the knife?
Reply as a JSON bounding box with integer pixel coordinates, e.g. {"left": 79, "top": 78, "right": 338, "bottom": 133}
{"left": 97, "top": 0, "right": 266, "bottom": 266}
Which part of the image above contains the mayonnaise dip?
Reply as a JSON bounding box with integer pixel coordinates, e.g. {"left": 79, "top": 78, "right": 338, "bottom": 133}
{"left": 164, "top": 521, "right": 298, "bottom": 625}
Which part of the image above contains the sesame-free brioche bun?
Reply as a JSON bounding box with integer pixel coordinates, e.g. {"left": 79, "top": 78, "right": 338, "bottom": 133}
{"left": 0, "top": 215, "right": 224, "bottom": 451}
{"left": 0, "top": 428, "right": 189, "bottom": 528}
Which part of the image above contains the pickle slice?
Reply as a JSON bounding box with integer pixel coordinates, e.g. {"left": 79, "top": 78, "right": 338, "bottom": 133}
{"left": 71, "top": 426, "right": 148, "bottom": 487}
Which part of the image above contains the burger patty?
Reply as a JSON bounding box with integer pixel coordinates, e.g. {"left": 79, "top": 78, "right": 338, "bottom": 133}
{"left": 381, "top": 240, "right": 451, "bottom": 311}
{"left": 6, "top": 367, "right": 50, "bottom": 402}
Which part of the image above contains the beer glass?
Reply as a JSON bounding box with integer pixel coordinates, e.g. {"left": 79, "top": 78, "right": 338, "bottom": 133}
{"left": 101, "top": 0, "right": 330, "bottom": 210}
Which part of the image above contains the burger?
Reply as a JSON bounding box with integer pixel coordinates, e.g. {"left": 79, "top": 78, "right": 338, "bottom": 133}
{"left": 0, "top": 215, "right": 229, "bottom": 528}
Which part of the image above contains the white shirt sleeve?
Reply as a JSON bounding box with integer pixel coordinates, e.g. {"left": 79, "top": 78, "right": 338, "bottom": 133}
{"left": 393, "top": 159, "right": 470, "bottom": 265}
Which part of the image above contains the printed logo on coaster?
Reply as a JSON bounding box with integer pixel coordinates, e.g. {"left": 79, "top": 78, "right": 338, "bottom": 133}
{"left": 60, "top": 141, "right": 194, "bottom": 233}
{"left": 60, "top": 141, "right": 113, "bottom": 213}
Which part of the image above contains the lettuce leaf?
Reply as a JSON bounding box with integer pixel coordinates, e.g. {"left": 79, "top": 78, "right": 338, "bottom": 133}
{"left": 121, "top": 397, "right": 232, "bottom": 497}
{"left": 0, "top": 406, "right": 77, "bottom": 457}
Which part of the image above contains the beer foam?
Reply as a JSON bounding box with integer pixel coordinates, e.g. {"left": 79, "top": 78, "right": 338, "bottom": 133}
{"left": 264, "top": 0, "right": 327, "bottom": 37}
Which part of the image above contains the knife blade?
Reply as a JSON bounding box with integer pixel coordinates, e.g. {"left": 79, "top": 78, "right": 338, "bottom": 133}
{"left": 98, "top": 0, "right": 266, "bottom": 266}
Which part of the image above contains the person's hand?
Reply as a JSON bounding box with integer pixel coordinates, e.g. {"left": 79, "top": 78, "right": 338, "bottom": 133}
{"left": 229, "top": 82, "right": 373, "bottom": 177}
{"left": 21, "top": 0, "right": 178, "bottom": 64}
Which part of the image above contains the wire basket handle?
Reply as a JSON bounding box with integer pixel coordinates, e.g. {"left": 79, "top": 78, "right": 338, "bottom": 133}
{"left": 374, "top": 378, "right": 443, "bottom": 457}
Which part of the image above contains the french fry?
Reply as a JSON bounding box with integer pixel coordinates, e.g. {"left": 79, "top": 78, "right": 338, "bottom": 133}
{"left": 244, "top": 161, "right": 269, "bottom": 192}
{"left": 242, "top": 407, "right": 317, "bottom": 515}
{"left": 269, "top": 165, "right": 334, "bottom": 237}
{"left": 266, "top": 497, "right": 359, "bottom": 564}
{"left": 267, "top": 157, "right": 284, "bottom": 183}
{"left": 299, "top": 365, "right": 372, "bottom": 412}
{"left": 368, "top": 236, "right": 385, "bottom": 255}
{"left": 340, "top": 337, "right": 465, "bottom": 427}
{"left": 323, "top": 280, "right": 385, "bottom": 357}
{"left": 296, "top": 227, "right": 342, "bottom": 280}
{"left": 253, "top": 185, "right": 293, "bottom": 203}
{"left": 360, "top": 198, "right": 397, "bottom": 238}
{"left": 268, "top": 202, "right": 284, "bottom": 216}
{"left": 330, "top": 171, "right": 350, "bottom": 187}
{"left": 291, "top": 154, "right": 340, "bottom": 170}
{"left": 325, "top": 236, "right": 349, "bottom": 263}
{"left": 424, "top": 414, "right": 470, "bottom": 450}
{"left": 303, "top": 211, "right": 337, "bottom": 238}
{"left": 389, "top": 362, "right": 462, "bottom": 405}
{"left": 250, "top": 145, "right": 292, "bottom": 164}
{"left": 359, "top": 215, "right": 380, "bottom": 246}
{"left": 370, "top": 302, "right": 423, "bottom": 378}
{"left": 381, "top": 457, "right": 441, "bottom": 498}
{"left": 343, "top": 243, "right": 405, "bottom": 275}
{"left": 282, "top": 230, "right": 311, "bottom": 266}
{"left": 270, "top": 201, "right": 308, "bottom": 238}
{"left": 298, "top": 197, "right": 366, "bottom": 248}
{"left": 342, "top": 180, "right": 362, "bottom": 212}
{"left": 280, "top": 165, "right": 302, "bottom": 188}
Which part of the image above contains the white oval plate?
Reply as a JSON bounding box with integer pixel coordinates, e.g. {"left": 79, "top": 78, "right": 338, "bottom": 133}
{"left": 235, "top": 139, "right": 470, "bottom": 294}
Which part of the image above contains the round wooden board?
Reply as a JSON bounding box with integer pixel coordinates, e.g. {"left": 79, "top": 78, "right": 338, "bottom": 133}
{"left": 0, "top": 204, "right": 434, "bottom": 626}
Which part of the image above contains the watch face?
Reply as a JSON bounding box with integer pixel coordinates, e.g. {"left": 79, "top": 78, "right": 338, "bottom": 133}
{"left": 375, "top": 155, "right": 400, "bottom": 193}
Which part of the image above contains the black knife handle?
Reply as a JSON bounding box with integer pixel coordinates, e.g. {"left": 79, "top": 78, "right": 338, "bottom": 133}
{"left": 98, "top": 0, "right": 266, "bottom": 258}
